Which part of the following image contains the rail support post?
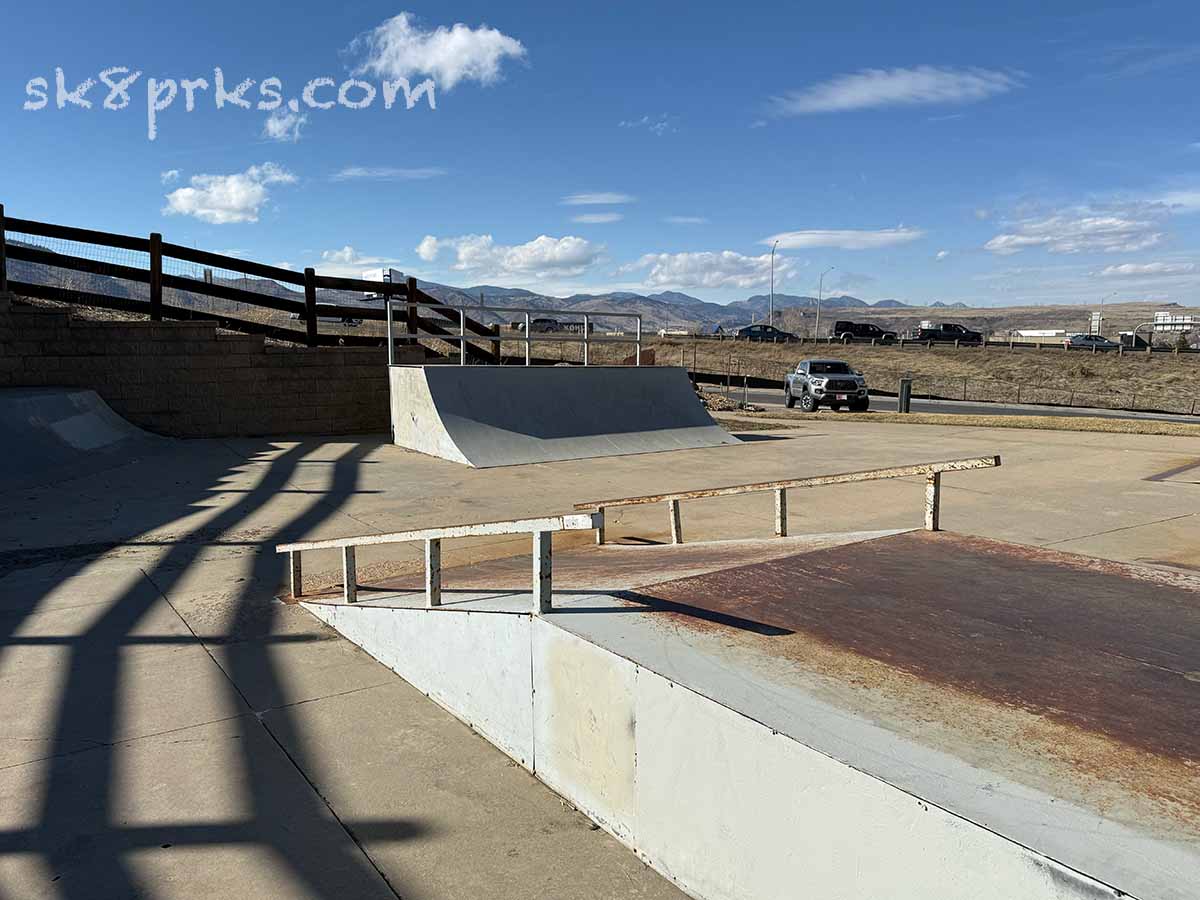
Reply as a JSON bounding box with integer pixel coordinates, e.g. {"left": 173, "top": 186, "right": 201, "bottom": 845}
{"left": 425, "top": 538, "right": 441, "bottom": 607}
{"left": 774, "top": 488, "right": 788, "bottom": 537}
{"left": 924, "top": 472, "right": 941, "bottom": 532}
{"left": 289, "top": 551, "right": 302, "bottom": 599}
{"left": 668, "top": 499, "right": 683, "bottom": 544}
{"left": 406, "top": 277, "right": 418, "bottom": 348}
{"left": 342, "top": 546, "right": 358, "bottom": 603}
{"left": 149, "top": 232, "right": 163, "bottom": 321}
{"left": 533, "top": 531, "right": 552, "bottom": 614}
{"left": 595, "top": 507, "right": 606, "bottom": 545}
{"left": 303, "top": 267, "right": 318, "bottom": 348}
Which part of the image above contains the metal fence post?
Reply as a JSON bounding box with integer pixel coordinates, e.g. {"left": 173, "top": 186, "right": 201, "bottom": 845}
{"left": 385, "top": 298, "right": 395, "bottom": 365}
{"left": 668, "top": 499, "right": 683, "bottom": 544}
{"left": 924, "top": 472, "right": 941, "bottom": 531}
{"left": 460, "top": 309, "right": 466, "bottom": 366}
{"left": 583, "top": 314, "right": 590, "bottom": 366}
{"left": 303, "top": 267, "right": 318, "bottom": 347}
{"left": 425, "top": 538, "right": 442, "bottom": 607}
{"left": 595, "top": 507, "right": 606, "bottom": 545}
{"left": 342, "top": 546, "right": 357, "bottom": 603}
{"left": 635, "top": 317, "right": 642, "bottom": 366}
{"left": 533, "top": 531, "right": 552, "bottom": 613}
{"left": 149, "top": 232, "right": 163, "bottom": 321}
{"left": 774, "top": 488, "right": 788, "bottom": 537}
{"left": 0, "top": 203, "right": 8, "bottom": 294}
{"left": 289, "top": 552, "right": 303, "bottom": 598}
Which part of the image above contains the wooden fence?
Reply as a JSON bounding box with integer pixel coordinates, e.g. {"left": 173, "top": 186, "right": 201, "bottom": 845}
{"left": 0, "top": 203, "right": 500, "bottom": 363}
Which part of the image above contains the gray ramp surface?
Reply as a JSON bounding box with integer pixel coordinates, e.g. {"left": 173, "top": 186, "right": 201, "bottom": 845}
{"left": 0, "top": 388, "right": 167, "bottom": 491}
{"left": 390, "top": 365, "right": 738, "bottom": 467}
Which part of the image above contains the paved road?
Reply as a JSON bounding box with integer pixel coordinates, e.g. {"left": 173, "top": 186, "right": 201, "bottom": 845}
{"left": 723, "top": 386, "right": 1200, "bottom": 424}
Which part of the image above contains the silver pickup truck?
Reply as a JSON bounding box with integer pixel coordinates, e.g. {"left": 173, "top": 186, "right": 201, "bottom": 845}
{"left": 784, "top": 359, "right": 869, "bottom": 412}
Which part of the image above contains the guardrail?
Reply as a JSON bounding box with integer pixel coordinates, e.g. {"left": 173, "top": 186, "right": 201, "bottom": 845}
{"left": 574, "top": 455, "right": 1001, "bottom": 543}
{"left": 386, "top": 298, "right": 642, "bottom": 366}
{"left": 659, "top": 331, "right": 1196, "bottom": 354}
{"left": 276, "top": 513, "right": 601, "bottom": 612}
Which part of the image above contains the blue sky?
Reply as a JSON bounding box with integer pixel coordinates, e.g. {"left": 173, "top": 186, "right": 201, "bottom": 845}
{"left": 4, "top": 1, "right": 1199, "bottom": 306}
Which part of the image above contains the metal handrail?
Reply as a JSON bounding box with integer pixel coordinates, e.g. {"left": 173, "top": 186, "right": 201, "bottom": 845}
{"left": 385, "top": 298, "right": 641, "bottom": 367}
{"left": 277, "top": 512, "right": 600, "bottom": 612}
{"left": 574, "top": 455, "right": 1001, "bottom": 544}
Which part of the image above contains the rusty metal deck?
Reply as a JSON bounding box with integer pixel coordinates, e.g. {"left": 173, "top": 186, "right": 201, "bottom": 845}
{"left": 641, "top": 531, "right": 1200, "bottom": 765}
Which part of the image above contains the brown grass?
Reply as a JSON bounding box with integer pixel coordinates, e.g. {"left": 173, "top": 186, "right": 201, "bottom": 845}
{"left": 717, "top": 410, "right": 1200, "bottom": 438}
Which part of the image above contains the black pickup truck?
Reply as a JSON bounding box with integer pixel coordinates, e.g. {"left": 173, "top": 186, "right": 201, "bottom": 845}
{"left": 915, "top": 323, "right": 983, "bottom": 344}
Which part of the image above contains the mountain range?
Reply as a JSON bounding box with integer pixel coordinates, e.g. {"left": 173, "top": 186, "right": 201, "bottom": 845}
{"left": 7, "top": 240, "right": 971, "bottom": 331}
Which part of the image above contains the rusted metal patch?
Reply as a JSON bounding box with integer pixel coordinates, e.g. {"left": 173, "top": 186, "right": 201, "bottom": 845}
{"left": 638, "top": 531, "right": 1200, "bottom": 765}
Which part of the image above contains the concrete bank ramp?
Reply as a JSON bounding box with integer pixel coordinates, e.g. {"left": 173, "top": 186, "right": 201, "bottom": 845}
{"left": 1, "top": 388, "right": 166, "bottom": 491}
{"left": 389, "top": 365, "right": 738, "bottom": 467}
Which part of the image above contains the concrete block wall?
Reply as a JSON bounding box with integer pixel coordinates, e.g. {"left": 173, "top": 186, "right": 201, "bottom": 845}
{"left": 0, "top": 295, "right": 422, "bottom": 437}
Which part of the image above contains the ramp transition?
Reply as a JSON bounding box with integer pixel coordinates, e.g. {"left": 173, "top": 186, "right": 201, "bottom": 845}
{"left": 389, "top": 365, "right": 738, "bottom": 467}
{"left": 0, "top": 387, "right": 165, "bottom": 491}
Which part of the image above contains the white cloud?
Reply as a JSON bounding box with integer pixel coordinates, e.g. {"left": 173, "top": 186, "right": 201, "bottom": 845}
{"left": 665, "top": 216, "right": 708, "bottom": 224}
{"left": 1157, "top": 189, "right": 1200, "bottom": 212}
{"left": 317, "top": 245, "right": 401, "bottom": 277}
{"left": 160, "top": 169, "right": 179, "bottom": 184}
{"left": 1100, "top": 261, "right": 1196, "bottom": 277}
{"left": 984, "top": 204, "right": 1167, "bottom": 255}
{"left": 572, "top": 212, "right": 623, "bottom": 224}
{"left": 162, "top": 163, "right": 296, "bottom": 224}
{"left": 561, "top": 192, "right": 635, "bottom": 206}
{"left": 416, "top": 235, "right": 440, "bottom": 262}
{"left": 421, "top": 233, "right": 602, "bottom": 278}
{"left": 623, "top": 250, "right": 796, "bottom": 290}
{"left": 936, "top": 249, "right": 950, "bottom": 260}
{"left": 262, "top": 108, "right": 307, "bottom": 142}
{"left": 619, "top": 114, "right": 675, "bottom": 136}
{"left": 349, "top": 12, "right": 525, "bottom": 90}
{"left": 332, "top": 166, "right": 447, "bottom": 181}
{"left": 764, "top": 226, "right": 925, "bottom": 250}
{"left": 769, "top": 66, "right": 1021, "bottom": 116}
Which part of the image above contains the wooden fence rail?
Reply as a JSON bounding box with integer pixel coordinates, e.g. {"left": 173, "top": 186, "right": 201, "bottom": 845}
{"left": 0, "top": 205, "right": 501, "bottom": 361}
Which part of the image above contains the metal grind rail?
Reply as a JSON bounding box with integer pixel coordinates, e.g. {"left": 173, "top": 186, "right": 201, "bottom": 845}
{"left": 574, "top": 455, "right": 1002, "bottom": 544}
{"left": 386, "top": 298, "right": 642, "bottom": 366}
{"left": 276, "top": 513, "right": 601, "bottom": 613}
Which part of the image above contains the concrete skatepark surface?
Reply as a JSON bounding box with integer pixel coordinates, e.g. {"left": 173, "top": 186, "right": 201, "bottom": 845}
{"left": 389, "top": 365, "right": 738, "bottom": 467}
{"left": 3, "top": 388, "right": 1199, "bottom": 899}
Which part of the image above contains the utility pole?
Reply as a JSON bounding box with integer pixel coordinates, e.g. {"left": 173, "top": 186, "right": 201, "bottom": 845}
{"left": 769, "top": 239, "right": 780, "bottom": 327}
{"left": 816, "top": 266, "right": 835, "bottom": 339}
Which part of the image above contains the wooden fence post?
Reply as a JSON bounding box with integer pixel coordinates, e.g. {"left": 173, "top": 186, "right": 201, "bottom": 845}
{"left": 405, "top": 276, "right": 418, "bottom": 347}
{"left": 149, "top": 232, "right": 163, "bottom": 321}
{"left": 0, "top": 203, "right": 8, "bottom": 294}
{"left": 303, "top": 267, "right": 317, "bottom": 347}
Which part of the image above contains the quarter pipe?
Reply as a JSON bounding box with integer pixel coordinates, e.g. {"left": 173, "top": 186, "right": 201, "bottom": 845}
{"left": 1, "top": 387, "right": 166, "bottom": 491}
{"left": 389, "top": 365, "right": 738, "bottom": 467}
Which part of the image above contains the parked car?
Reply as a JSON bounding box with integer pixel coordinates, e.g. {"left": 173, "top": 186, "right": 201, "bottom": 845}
{"left": 736, "top": 323, "right": 798, "bottom": 342}
{"left": 784, "top": 359, "right": 869, "bottom": 412}
{"left": 916, "top": 323, "right": 983, "bottom": 344}
{"left": 1064, "top": 333, "right": 1120, "bottom": 351}
{"left": 830, "top": 320, "right": 898, "bottom": 343}
{"left": 525, "top": 317, "right": 561, "bottom": 333}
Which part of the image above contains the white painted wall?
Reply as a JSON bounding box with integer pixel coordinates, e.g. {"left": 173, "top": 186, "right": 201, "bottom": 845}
{"left": 305, "top": 601, "right": 1125, "bottom": 900}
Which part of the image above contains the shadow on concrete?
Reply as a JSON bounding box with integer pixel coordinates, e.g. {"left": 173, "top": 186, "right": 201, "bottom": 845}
{"left": 0, "top": 436, "right": 419, "bottom": 899}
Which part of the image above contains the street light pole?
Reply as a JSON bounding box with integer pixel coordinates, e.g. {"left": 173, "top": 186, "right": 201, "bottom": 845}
{"left": 769, "top": 240, "right": 779, "bottom": 327}
{"left": 816, "top": 266, "right": 835, "bottom": 339}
